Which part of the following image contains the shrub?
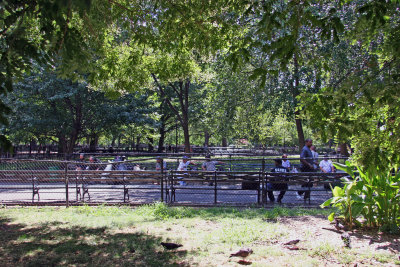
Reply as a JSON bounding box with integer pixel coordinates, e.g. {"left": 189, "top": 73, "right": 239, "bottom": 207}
{"left": 321, "top": 161, "right": 400, "bottom": 232}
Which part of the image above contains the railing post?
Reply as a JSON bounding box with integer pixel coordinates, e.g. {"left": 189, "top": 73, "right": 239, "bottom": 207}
{"left": 171, "top": 171, "right": 175, "bottom": 203}
{"left": 262, "top": 158, "right": 265, "bottom": 205}
{"left": 214, "top": 171, "right": 217, "bottom": 204}
{"left": 161, "top": 159, "right": 164, "bottom": 202}
{"left": 65, "top": 163, "right": 69, "bottom": 207}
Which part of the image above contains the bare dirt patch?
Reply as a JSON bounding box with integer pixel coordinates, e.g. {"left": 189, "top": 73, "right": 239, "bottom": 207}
{"left": 270, "top": 215, "right": 400, "bottom": 266}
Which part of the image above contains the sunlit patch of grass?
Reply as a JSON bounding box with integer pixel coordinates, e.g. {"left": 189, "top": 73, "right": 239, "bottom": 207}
{"left": 372, "top": 252, "right": 394, "bottom": 263}
{"left": 16, "top": 234, "right": 34, "bottom": 242}
{"left": 0, "top": 204, "right": 398, "bottom": 266}
{"left": 337, "top": 252, "right": 356, "bottom": 264}
{"left": 308, "top": 241, "right": 338, "bottom": 259}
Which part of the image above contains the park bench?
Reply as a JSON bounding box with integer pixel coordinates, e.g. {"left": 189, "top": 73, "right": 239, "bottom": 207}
{"left": 166, "top": 170, "right": 264, "bottom": 203}
{"left": 67, "top": 170, "right": 164, "bottom": 202}
{"left": 0, "top": 167, "right": 347, "bottom": 205}
{"left": 165, "top": 170, "right": 347, "bottom": 204}
{"left": 0, "top": 170, "right": 65, "bottom": 202}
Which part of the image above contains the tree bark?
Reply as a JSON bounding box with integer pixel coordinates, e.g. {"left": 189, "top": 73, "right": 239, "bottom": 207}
{"left": 222, "top": 137, "right": 227, "bottom": 147}
{"left": 339, "top": 143, "right": 349, "bottom": 157}
{"left": 64, "top": 94, "right": 83, "bottom": 156}
{"left": 57, "top": 134, "right": 66, "bottom": 154}
{"left": 136, "top": 136, "right": 140, "bottom": 151}
{"left": 89, "top": 133, "right": 98, "bottom": 152}
{"left": 204, "top": 130, "right": 210, "bottom": 147}
{"left": 293, "top": 53, "right": 305, "bottom": 152}
{"left": 157, "top": 118, "right": 166, "bottom": 153}
{"left": 157, "top": 130, "right": 165, "bottom": 153}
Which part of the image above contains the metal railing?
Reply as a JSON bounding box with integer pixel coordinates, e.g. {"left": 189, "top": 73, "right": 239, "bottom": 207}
{"left": 0, "top": 158, "right": 347, "bottom": 207}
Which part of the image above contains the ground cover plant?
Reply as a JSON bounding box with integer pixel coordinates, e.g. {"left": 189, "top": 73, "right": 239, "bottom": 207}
{"left": 0, "top": 204, "right": 399, "bottom": 266}
{"left": 322, "top": 162, "right": 400, "bottom": 233}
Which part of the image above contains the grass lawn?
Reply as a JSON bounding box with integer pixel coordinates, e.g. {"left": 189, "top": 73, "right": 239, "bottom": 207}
{"left": 0, "top": 204, "right": 398, "bottom": 266}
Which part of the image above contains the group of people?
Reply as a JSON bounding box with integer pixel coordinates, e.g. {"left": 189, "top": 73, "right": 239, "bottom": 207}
{"left": 173, "top": 155, "right": 225, "bottom": 185}
{"left": 76, "top": 154, "right": 132, "bottom": 171}
{"left": 76, "top": 139, "right": 335, "bottom": 202}
{"left": 76, "top": 154, "right": 102, "bottom": 171}
{"left": 267, "top": 138, "right": 335, "bottom": 203}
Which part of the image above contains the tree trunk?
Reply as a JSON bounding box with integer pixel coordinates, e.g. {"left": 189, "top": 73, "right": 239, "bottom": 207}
{"left": 150, "top": 74, "right": 192, "bottom": 154}
{"left": 147, "top": 137, "right": 154, "bottom": 152}
{"left": 66, "top": 127, "right": 80, "bottom": 155}
{"left": 117, "top": 135, "right": 121, "bottom": 148}
{"left": 295, "top": 111, "right": 305, "bottom": 150}
{"left": 339, "top": 143, "right": 349, "bottom": 157}
{"left": 136, "top": 136, "right": 140, "bottom": 151}
{"left": 89, "top": 133, "right": 98, "bottom": 152}
{"left": 204, "top": 130, "right": 210, "bottom": 147}
{"left": 111, "top": 135, "right": 116, "bottom": 147}
{"left": 158, "top": 120, "right": 166, "bottom": 153}
{"left": 293, "top": 53, "right": 305, "bottom": 152}
{"left": 182, "top": 119, "right": 190, "bottom": 153}
{"left": 182, "top": 80, "right": 191, "bottom": 153}
{"left": 57, "top": 134, "right": 66, "bottom": 154}
{"left": 222, "top": 137, "right": 227, "bottom": 147}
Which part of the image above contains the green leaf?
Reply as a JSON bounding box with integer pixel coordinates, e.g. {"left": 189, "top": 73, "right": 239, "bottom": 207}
{"left": 328, "top": 212, "right": 335, "bottom": 222}
{"left": 320, "top": 198, "right": 333, "bottom": 208}
{"left": 332, "top": 186, "right": 344, "bottom": 197}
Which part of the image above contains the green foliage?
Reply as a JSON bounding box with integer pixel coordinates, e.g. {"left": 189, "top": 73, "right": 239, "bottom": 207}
{"left": 5, "top": 67, "right": 155, "bottom": 152}
{"left": 321, "top": 161, "right": 400, "bottom": 232}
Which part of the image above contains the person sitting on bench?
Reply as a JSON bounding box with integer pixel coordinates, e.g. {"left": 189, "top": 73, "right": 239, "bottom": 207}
{"left": 267, "top": 159, "right": 289, "bottom": 203}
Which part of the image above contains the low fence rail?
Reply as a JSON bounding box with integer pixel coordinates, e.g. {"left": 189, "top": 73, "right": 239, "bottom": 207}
{"left": 0, "top": 165, "right": 346, "bottom": 206}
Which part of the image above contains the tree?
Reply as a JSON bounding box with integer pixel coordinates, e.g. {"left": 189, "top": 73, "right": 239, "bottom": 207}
{"left": 0, "top": 0, "right": 120, "bottom": 148}
{"left": 297, "top": 1, "right": 400, "bottom": 168}
{"left": 5, "top": 67, "right": 154, "bottom": 155}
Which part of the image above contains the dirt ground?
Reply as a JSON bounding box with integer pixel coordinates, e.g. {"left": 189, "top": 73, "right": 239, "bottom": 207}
{"left": 271, "top": 215, "right": 400, "bottom": 266}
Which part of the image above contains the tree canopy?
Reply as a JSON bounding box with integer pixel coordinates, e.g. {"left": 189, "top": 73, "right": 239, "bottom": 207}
{"left": 1, "top": 0, "right": 399, "bottom": 166}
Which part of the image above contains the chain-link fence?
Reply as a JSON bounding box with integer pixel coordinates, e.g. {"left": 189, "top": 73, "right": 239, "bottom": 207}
{"left": 0, "top": 156, "right": 348, "bottom": 206}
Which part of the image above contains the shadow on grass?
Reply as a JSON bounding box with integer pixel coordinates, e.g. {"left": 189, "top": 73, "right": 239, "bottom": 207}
{"left": 0, "top": 217, "right": 189, "bottom": 267}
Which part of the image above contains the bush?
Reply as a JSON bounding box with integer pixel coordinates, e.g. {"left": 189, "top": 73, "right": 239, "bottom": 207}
{"left": 321, "top": 161, "right": 400, "bottom": 232}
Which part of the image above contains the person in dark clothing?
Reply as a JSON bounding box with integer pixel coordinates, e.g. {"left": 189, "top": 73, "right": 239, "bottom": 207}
{"left": 88, "top": 156, "right": 101, "bottom": 170}
{"left": 76, "top": 153, "right": 87, "bottom": 170}
{"left": 298, "top": 138, "right": 316, "bottom": 200}
{"left": 267, "top": 159, "right": 289, "bottom": 203}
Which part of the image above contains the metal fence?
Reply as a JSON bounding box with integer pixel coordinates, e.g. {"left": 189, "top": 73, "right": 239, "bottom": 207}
{"left": 0, "top": 157, "right": 348, "bottom": 207}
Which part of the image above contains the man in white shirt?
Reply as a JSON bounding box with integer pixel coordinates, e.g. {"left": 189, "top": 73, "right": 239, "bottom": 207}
{"left": 282, "top": 154, "right": 291, "bottom": 168}
{"left": 319, "top": 155, "right": 335, "bottom": 173}
{"left": 177, "top": 156, "right": 195, "bottom": 185}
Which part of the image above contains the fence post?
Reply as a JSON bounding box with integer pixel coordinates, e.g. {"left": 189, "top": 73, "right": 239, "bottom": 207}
{"left": 171, "top": 171, "right": 175, "bottom": 203}
{"left": 214, "top": 171, "right": 217, "bottom": 204}
{"left": 261, "top": 158, "right": 265, "bottom": 205}
{"left": 65, "top": 163, "right": 69, "bottom": 208}
{"left": 161, "top": 159, "right": 164, "bottom": 202}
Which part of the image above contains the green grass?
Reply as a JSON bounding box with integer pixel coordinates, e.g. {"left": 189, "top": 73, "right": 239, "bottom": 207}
{"left": 0, "top": 204, "right": 398, "bottom": 266}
